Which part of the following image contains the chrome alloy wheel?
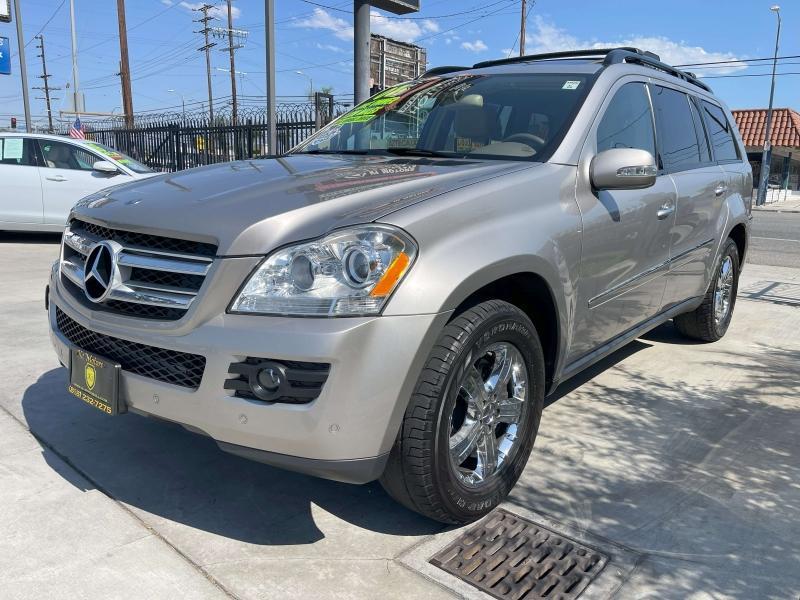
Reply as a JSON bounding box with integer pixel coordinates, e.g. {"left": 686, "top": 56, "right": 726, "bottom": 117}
{"left": 448, "top": 342, "right": 528, "bottom": 488}
{"left": 714, "top": 256, "right": 734, "bottom": 325}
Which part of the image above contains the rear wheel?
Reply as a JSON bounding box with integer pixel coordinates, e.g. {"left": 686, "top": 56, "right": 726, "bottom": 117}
{"left": 674, "top": 238, "right": 740, "bottom": 342}
{"left": 380, "top": 300, "right": 545, "bottom": 524}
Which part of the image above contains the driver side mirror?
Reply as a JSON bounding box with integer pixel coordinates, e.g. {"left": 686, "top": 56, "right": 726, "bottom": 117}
{"left": 590, "top": 148, "right": 657, "bottom": 190}
{"left": 93, "top": 160, "right": 120, "bottom": 175}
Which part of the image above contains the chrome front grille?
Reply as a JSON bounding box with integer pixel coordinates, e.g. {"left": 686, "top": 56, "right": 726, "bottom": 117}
{"left": 60, "top": 219, "right": 217, "bottom": 321}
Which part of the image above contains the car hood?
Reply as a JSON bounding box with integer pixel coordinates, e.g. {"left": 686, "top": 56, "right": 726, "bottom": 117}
{"left": 71, "top": 154, "right": 534, "bottom": 256}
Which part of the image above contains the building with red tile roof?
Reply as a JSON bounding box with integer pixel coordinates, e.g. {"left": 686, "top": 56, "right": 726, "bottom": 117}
{"left": 732, "top": 108, "right": 800, "bottom": 190}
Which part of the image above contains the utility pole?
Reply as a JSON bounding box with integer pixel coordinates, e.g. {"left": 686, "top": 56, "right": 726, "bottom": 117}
{"left": 13, "top": 0, "right": 33, "bottom": 132}
{"left": 33, "top": 35, "right": 60, "bottom": 132}
{"left": 225, "top": 0, "right": 237, "bottom": 124}
{"left": 116, "top": 0, "right": 134, "bottom": 127}
{"left": 264, "top": 0, "right": 276, "bottom": 154}
{"left": 519, "top": 0, "right": 526, "bottom": 56}
{"left": 194, "top": 4, "right": 216, "bottom": 122}
{"left": 756, "top": 5, "right": 782, "bottom": 207}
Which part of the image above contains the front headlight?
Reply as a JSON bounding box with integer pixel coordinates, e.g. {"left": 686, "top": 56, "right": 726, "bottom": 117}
{"left": 229, "top": 225, "right": 417, "bottom": 317}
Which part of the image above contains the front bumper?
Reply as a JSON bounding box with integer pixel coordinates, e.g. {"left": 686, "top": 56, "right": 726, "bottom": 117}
{"left": 48, "top": 267, "right": 450, "bottom": 483}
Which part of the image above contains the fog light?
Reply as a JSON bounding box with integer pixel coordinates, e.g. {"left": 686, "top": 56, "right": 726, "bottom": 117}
{"left": 256, "top": 367, "right": 282, "bottom": 392}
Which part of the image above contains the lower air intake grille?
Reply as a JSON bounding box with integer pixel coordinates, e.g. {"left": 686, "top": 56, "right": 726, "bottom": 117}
{"left": 56, "top": 308, "right": 206, "bottom": 389}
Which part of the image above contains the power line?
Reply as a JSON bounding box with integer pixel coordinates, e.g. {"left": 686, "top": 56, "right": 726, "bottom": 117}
{"left": 699, "top": 71, "right": 800, "bottom": 80}
{"left": 299, "top": 0, "right": 515, "bottom": 20}
{"left": 675, "top": 55, "right": 800, "bottom": 68}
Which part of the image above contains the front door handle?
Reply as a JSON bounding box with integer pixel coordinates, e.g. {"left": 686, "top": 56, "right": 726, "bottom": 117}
{"left": 657, "top": 202, "right": 675, "bottom": 220}
{"left": 714, "top": 183, "right": 728, "bottom": 197}
{"left": 45, "top": 175, "right": 67, "bottom": 182}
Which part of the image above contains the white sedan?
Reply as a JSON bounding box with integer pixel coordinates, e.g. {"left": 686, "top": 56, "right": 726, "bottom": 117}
{"left": 0, "top": 132, "right": 158, "bottom": 232}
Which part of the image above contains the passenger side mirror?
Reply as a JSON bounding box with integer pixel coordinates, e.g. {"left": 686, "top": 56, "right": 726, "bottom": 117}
{"left": 590, "top": 148, "right": 657, "bottom": 190}
{"left": 93, "top": 160, "right": 120, "bottom": 175}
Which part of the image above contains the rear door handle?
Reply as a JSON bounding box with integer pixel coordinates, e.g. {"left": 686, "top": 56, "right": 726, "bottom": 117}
{"left": 657, "top": 203, "right": 675, "bottom": 220}
{"left": 714, "top": 183, "right": 728, "bottom": 197}
{"left": 45, "top": 175, "right": 67, "bottom": 182}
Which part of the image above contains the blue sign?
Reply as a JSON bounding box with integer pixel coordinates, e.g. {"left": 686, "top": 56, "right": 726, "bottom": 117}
{"left": 0, "top": 37, "right": 10, "bottom": 75}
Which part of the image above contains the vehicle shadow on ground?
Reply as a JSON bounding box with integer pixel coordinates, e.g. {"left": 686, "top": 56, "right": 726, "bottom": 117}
{"left": 21, "top": 369, "right": 445, "bottom": 546}
{"left": 20, "top": 332, "right": 658, "bottom": 548}
{"left": 0, "top": 232, "right": 62, "bottom": 244}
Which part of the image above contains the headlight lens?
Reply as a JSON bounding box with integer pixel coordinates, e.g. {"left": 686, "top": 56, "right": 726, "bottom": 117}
{"left": 229, "top": 225, "right": 417, "bottom": 316}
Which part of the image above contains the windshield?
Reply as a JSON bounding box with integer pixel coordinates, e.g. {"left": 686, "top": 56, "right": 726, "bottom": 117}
{"left": 293, "top": 73, "right": 592, "bottom": 161}
{"left": 83, "top": 141, "right": 153, "bottom": 174}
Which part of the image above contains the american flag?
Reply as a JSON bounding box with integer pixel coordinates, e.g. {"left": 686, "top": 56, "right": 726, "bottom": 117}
{"left": 69, "top": 117, "right": 85, "bottom": 140}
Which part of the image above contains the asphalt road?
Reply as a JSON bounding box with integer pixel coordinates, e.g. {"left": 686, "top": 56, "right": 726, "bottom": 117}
{"left": 749, "top": 210, "right": 800, "bottom": 267}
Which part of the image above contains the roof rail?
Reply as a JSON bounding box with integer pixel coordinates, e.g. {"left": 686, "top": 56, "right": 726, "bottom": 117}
{"left": 422, "top": 65, "right": 470, "bottom": 78}
{"left": 603, "top": 48, "right": 711, "bottom": 92}
{"left": 472, "top": 47, "right": 659, "bottom": 70}
{"left": 422, "top": 46, "right": 712, "bottom": 94}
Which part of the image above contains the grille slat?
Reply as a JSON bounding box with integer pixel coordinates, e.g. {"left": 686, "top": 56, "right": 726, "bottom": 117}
{"left": 56, "top": 308, "right": 206, "bottom": 389}
{"left": 62, "top": 220, "right": 217, "bottom": 321}
{"left": 72, "top": 220, "right": 217, "bottom": 257}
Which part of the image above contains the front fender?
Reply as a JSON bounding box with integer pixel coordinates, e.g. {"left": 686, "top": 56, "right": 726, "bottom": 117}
{"left": 382, "top": 163, "right": 582, "bottom": 375}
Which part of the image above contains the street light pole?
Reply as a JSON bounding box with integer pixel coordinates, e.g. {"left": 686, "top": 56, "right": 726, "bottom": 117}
{"left": 756, "top": 5, "right": 782, "bottom": 207}
{"left": 168, "top": 89, "right": 186, "bottom": 120}
{"left": 264, "top": 0, "right": 276, "bottom": 154}
{"left": 295, "top": 70, "right": 313, "bottom": 100}
{"left": 353, "top": 0, "right": 370, "bottom": 104}
{"left": 13, "top": 0, "right": 33, "bottom": 132}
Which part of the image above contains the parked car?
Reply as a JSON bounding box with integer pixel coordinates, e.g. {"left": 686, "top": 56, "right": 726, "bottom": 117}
{"left": 46, "top": 48, "right": 751, "bottom": 524}
{"left": 0, "top": 133, "right": 156, "bottom": 232}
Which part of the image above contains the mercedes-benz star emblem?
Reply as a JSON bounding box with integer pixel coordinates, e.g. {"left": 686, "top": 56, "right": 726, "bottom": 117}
{"left": 83, "top": 241, "right": 118, "bottom": 303}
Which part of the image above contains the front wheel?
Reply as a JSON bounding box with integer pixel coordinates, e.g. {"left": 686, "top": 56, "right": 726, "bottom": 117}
{"left": 674, "top": 238, "right": 740, "bottom": 342}
{"left": 380, "top": 300, "right": 545, "bottom": 524}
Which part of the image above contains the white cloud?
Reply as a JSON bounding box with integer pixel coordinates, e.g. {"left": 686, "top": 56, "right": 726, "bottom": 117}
{"left": 461, "top": 40, "right": 488, "bottom": 53}
{"left": 293, "top": 7, "right": 353, "bottom": 40}
{"left": 161, "top": 0, "right": 174, "bottom": 5}
{"left": 292, "top": 8, "right": 439, "bottom": 44}
{"left": 525, "top": 16, "right": 745, "bottom": 76}
{"left": 316, "top": 43, "right": 346, "bottom": 54}
{"left": 370, "top": 10, "right": 439, "bottom": 43}
{"left": 179, "top": 2, "right": 241, "bottom": 21}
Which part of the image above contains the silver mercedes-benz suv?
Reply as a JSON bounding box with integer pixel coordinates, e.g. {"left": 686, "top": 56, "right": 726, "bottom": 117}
{"left": 47, "top": 48, "right": 751, "bottom": 524}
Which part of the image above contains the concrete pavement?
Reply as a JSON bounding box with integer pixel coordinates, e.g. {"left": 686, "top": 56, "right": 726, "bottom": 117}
{"left": 753, "top": 192, "right": 800, "bottom": 213}
{"left": 1, "top": 232, "right": 799, "bottom": 599}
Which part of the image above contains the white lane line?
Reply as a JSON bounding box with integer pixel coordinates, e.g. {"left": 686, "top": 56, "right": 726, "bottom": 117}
{"left": 752, "top": 236, "right": 800, "bottom": 243}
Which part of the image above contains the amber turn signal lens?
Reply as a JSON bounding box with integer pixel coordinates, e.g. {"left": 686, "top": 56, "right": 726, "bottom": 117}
{"left": 370, "top": 252, "right": 410, "bottom": 297}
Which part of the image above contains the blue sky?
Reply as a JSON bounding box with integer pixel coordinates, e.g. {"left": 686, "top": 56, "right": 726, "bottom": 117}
{"left": 0, "top": 0, "right": 796, "bottom": 126}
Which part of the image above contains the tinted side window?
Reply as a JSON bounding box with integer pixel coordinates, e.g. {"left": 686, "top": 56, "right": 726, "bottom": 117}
{"left": 596, "top": 82, "right": 655, "bottom": 155}
{"left": 651, "top": 86, "right": 701, "bottom": 172}
{"left": 39, "top": 140, "right": 99, "bottom": 171}
{"left": 0, "top": 138, "right": 37, "bottom": 167}
{"left": 689, "top": 99, "right": 712, "bottom": 163}
{"left": 701, "top": 101, "right": 740, "bottom": 161}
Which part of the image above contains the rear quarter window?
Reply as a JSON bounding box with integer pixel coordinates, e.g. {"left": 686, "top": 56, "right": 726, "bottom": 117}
{"left": 701, "top": 101, "right": 740, "bottom": 162}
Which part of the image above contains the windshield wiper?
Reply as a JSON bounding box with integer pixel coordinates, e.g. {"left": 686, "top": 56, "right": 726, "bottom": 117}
{"left": 297, "top": 149, "right": 373, "bottom": 155}
{"left": 383, "top": 148, "right": 456, "bottom": 158}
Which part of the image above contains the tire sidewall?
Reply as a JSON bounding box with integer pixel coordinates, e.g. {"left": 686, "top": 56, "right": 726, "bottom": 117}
{"left": 712, "top": 240, "right": 740, "bottom": 338}
{"left": 432, "top": 306, "right": 545, "bottom": 522}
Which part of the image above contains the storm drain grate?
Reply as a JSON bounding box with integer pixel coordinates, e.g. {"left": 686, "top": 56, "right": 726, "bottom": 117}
{"left": 430, "top": 509, "right": 608, "bottom": 600}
